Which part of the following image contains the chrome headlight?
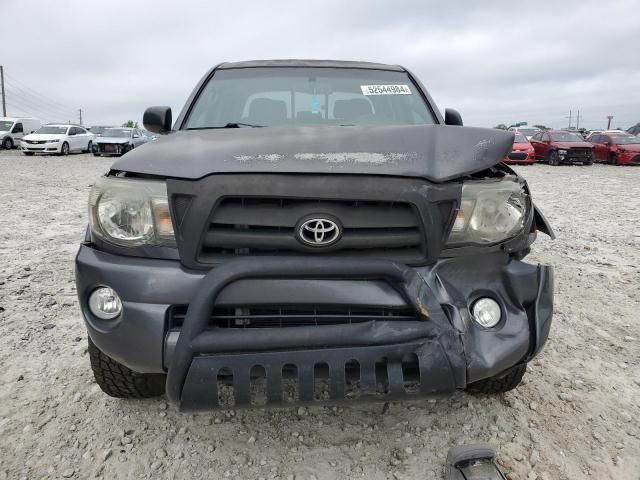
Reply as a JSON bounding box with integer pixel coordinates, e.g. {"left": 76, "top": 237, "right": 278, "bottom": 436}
{"left": 48, "top": 139, "right": 60, "bottom": 143}
{"left": 89, "top": 177, "right": 175, "bottom": 247}
{"left": 446, "top": 176, "right": 529, "bottom": 246}
{"left": 557, "top": 149, "right": 567, "bottom": 154}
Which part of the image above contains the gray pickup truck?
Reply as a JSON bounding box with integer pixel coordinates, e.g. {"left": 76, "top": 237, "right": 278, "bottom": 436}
{"left": 75, "top": 60, "right": 554, "bottom": 411}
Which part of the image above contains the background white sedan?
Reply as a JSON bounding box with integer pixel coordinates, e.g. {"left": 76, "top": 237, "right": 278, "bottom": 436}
{"left": 21, "top": 124, "right": 95, "bottom": 156}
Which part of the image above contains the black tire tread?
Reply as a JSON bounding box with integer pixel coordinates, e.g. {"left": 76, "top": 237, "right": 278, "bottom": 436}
{"left": 466, "top": 364, "right": 527, "bottom": 394}
{"left": 88, "top": 338, "right": 166, "bottom": 398}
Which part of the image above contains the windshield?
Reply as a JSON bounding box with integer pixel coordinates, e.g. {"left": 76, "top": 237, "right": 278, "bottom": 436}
{"left": 612, "top": 135, "right": 640, "bottom": 144}
{"left": 517, "top": 128, "right": 538, "bottom": 136}
{"left": 513, "top": 133, "right": 528, "bottom": 143}
{"left": 0, "top": 121, "right": 14, "bottom": 131}
{"left": 91, "top": 126, "right": 110, "bottom": 135}
{"left": 184, "top": 67, "right": 436, "bottom": 128}
{"left": 550, "top": 132, "right": 583, "bottom": 142}
{"left": 103, "top": 129, "right": 131, "bottom": 138}
{"left": 37, "top": 126, "right": 68, "bottom": 135}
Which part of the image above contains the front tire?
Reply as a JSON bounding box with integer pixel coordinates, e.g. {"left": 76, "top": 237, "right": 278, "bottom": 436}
{"left": 23, "top": 152, "right": 34, "bottom": 156}
{"left": 2, "top": 137, "right": 13, "bottom": 150}
{"left": 88, "top": 337, "right": 166, "bottom": 399}
{"left": 608, "top": 153, "right": 617, "bottom": 165}
{"left": 60, "top": 142, "right": 70, "bottom": 156}
{"left": 84, "top": 141, "right": 92, "bottom": 153}
{"left": 466, "top": 364, "right": 527, "bottom": 394}
{"left": 548, "top": 150, "right": 559, "bottom": 166}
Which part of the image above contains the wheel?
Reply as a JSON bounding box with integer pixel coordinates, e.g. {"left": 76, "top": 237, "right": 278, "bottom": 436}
{"left": 93, "top": 152, "right": 101, "bottom": 157}
{"left": 84, "top": 141, "right": 92, "bottom": 153}
{"left": 548, "top": 150, "right": 559, "bottom": 166}
{"left": 466, "top": 364, "right": 527, "bottom": 394}
{"left": 608, "top": 153, "right": 617, "bottom": 165}
{"left": 2, "top": 137, "right": 13, "bottom": 150}
{"left": 23, "top": 152, "right": 34, "bottom": 156}
{"left": 60, "top": 142, "right": 70, "bottom": 156}
{"left": 88, "top": 337, "right": 166, "bottom": 398}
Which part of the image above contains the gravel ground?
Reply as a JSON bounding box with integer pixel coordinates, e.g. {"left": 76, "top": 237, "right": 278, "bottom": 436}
{"left": 0, "top": 149, "right": 638, "bottom": 480}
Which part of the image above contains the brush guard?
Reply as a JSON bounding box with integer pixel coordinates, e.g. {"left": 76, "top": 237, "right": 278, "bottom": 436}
{"left": 165, "top": 257, "right": 466, "bottom": 411}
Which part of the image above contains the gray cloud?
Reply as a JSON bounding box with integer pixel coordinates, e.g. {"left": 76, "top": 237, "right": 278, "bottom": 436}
{"left": 1, "top": 0, "right": 638, "bottom": 129}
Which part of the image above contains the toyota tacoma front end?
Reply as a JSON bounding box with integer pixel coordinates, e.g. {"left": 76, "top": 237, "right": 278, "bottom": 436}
{"left": 75, "top": 60, "right": 554, "bottom": 411}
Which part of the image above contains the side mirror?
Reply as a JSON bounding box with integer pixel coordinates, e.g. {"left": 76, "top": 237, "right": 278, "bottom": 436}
{"left": 444, "top": 108, "right": 463, "bottom": 126}
{"left": 603, "top": 141, "right": 611, "bottom": 146}
{"left": 143, "top": 106, "right": 172, "bottom": 135}
{"left": 133, "top": 134, "right": 140, "bottom": 138}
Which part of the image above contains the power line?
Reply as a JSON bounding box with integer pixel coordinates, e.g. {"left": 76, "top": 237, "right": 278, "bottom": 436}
{"left": 3, "top": 72, "right": 71, "bottom": 111}
{"left": 3, "top": 80, "right": 77, "bottom": 118}
{"left": 4, "top": 88, "right": 75, "bottom": 121}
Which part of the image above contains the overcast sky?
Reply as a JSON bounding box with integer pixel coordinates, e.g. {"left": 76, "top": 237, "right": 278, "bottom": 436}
{"left": 1, "top": 0, "right": 638, "bottom": 130}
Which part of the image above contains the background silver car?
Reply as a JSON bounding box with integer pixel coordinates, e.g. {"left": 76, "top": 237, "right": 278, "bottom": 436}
{"left": 93, "top": 127, "right": 148, "bottom": 156}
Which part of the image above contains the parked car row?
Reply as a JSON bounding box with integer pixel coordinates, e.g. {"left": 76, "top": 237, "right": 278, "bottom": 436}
{"left": 503, "top": 129, "right": 640, "bottom": 166}
{"left": 0, "top": 119, "right": 154, "bottom": 157}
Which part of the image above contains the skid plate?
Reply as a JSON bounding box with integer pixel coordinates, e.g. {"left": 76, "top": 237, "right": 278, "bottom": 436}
{"left": 179, "top": 341, "right": 456, "bottom": 411}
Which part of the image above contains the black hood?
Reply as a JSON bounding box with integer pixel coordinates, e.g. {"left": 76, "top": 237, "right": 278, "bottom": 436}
{"left": 111, "top": 125, "right": 513, "bottom": 183}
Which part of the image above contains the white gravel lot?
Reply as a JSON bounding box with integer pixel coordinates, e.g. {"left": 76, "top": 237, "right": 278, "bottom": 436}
{"left": 0, "top": 150, "right": 638, "bottom": 480}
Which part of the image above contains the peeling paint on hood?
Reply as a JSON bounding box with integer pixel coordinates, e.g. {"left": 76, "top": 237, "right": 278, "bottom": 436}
{"left": 112, "top": 124, "right": 514, "bottom": 183}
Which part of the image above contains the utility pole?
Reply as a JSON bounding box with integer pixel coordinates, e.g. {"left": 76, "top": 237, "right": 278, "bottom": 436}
{"left": 79, "top": 108, "right": 83, "bottom": 126}
{"left": 607, "top": 116, "right": 613, "bottom": 129}
{"left": 576, "top": 110, "right": 581, "bottom": 130}
{"left": 567, "top": 110, "right": 572, "bottom": 129}
{"left": 0, "top": 65, "right": 6, "bottom": 117}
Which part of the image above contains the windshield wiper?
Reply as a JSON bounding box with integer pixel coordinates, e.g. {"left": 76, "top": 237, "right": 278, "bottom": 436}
{"left": 223, "top": 122, "right": 263, "bottom": 128}
{"left": 186, "top": 123, "right": 264, "bottom": 131}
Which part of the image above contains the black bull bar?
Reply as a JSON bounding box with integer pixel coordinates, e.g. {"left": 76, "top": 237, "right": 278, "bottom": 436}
{"left": 166, "top": 257, "right": 467, "bottom": 410}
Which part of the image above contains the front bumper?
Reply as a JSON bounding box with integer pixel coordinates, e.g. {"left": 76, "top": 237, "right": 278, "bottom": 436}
{"left": 21, "top": 142, "right": 62, "bottom": 153}
{"left": 617, "top": 152, "right": 640, "bottom": 165}
{"left": 75, "top": 245, "right": 553, "bottom": 410}
{"left": 503, "top": 151, "right": 535, "bottom": 164}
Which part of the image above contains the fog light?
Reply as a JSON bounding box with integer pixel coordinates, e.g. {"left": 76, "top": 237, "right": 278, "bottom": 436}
{"left": 471, "top": 297, "right": 501, "bottom": 328}
{"left": 88, "top": 287, "right": 122, "bottom": 320}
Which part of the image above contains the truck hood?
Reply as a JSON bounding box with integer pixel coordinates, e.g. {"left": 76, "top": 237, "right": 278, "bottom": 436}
{"left": 111, "top": 125, "right": 514, "bottom": 183}
{"left": 96, "top": 137, "right": 130, "bottom": 144}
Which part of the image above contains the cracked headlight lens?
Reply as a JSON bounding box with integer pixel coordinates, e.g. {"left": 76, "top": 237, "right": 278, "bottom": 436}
{"left": 89, "top": 177, "right": 175, "bottom": 247}
{"left": 447, "top": 176, "right": 528, "bottom": 246}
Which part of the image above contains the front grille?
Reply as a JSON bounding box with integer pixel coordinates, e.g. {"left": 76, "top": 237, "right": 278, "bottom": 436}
{"left": 169, "top": 304, "right": 418, "bottom": 329}
{"left": 168, "top": 174, "right": 459, "bottom": 269}
{"left": 199, "top": 197, "right": 425, "bottom": 262}
{"left": 101, "top": 144, "right": 119, "bottom": 153}
{"left": 26, "top": 140, "right": 45, "bottom": 144}
{"left": 508, "top": 152, "right": 527, "bottom": 160}
{"left": 568, "top": 147, "right": 592, "bottom": 158}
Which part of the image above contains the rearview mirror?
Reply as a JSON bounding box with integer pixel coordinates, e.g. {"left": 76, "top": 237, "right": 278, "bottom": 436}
{"left": 143, "top": 106, "right": 172, "bottom": 135}
{"left": 444, "top": 108, "right": 463, "bottom": 126}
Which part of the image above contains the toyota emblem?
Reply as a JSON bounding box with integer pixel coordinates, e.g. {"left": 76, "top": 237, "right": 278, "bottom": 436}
{"left": 297, "top": 217, "right": 342, "bottom": 247}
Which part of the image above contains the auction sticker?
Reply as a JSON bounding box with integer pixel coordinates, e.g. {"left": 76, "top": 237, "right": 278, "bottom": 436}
{"left": 360, "top": 84, "right": 411, "bottom": 95}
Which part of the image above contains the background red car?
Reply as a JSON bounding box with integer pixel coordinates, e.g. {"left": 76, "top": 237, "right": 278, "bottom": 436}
{"left": 503, "top": 132, "right": 535, "bottom": 164}
{"left": 529, "top": 130, "right": 594, "bottom": 166}
{"left": 587, "top": 132, "right": 640, "bottom": 165}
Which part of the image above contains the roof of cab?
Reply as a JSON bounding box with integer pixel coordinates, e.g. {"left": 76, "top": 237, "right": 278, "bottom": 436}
{"left": 217, "top": 59, "right": 405, "bottom": 71}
